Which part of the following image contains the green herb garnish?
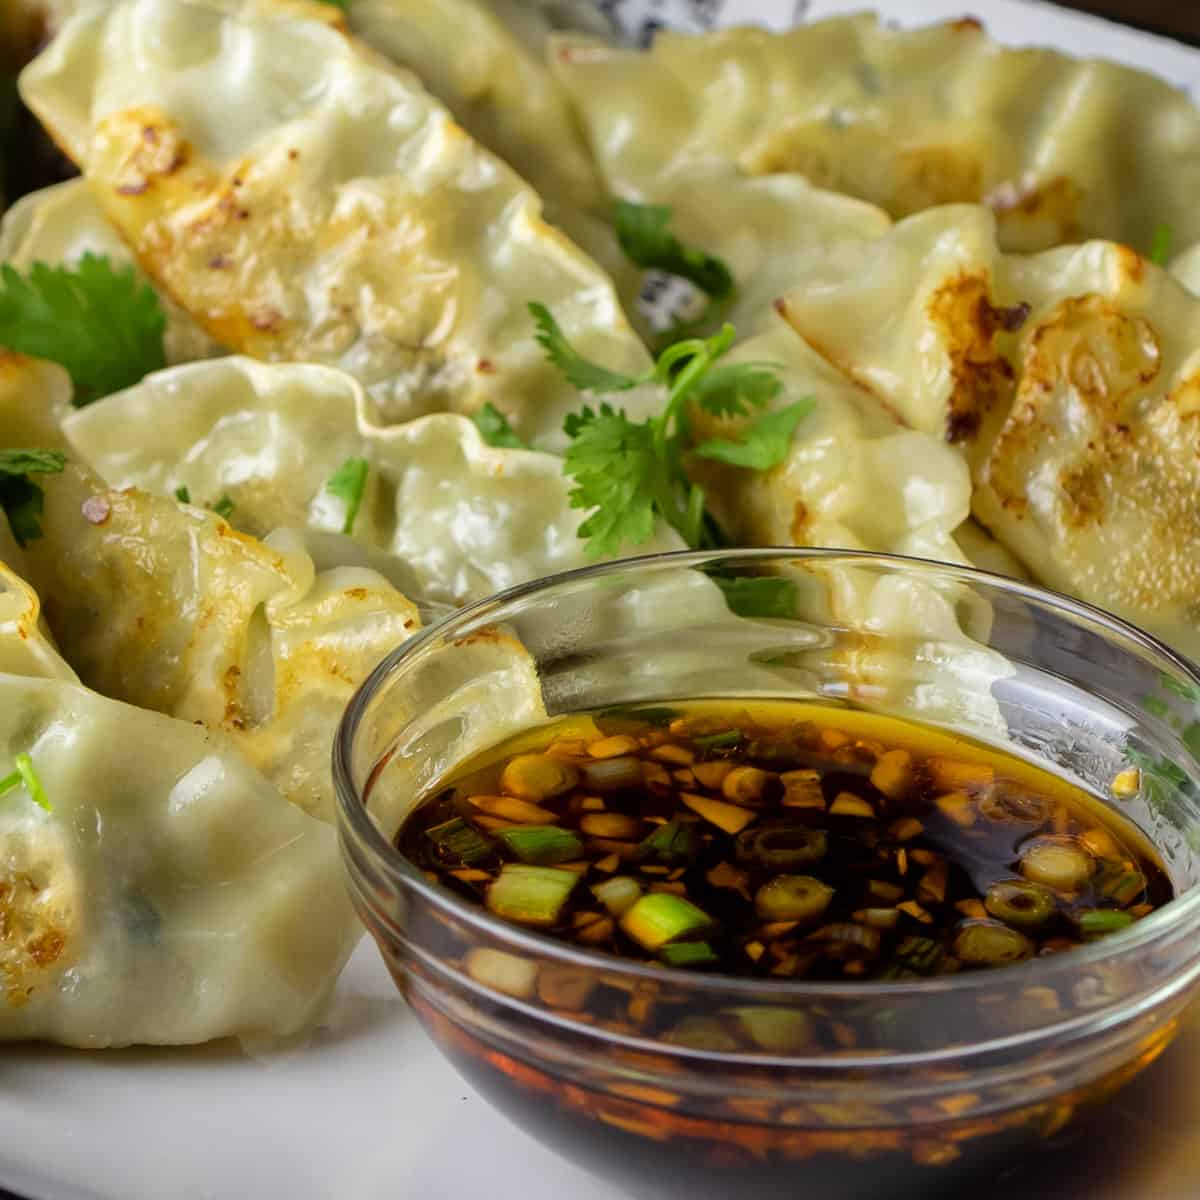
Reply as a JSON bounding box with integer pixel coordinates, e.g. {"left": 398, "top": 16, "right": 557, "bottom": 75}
{"left": 614, "top": 201, "right": 734, "bottom": 344}
{"left": 0, "top": 255, "right": 167, "bottom": 406}
{"left": 324, "top": 456, "right": 369, "bottom": 535}
{"left": 174, "top": 485, "right": 192, "bottom": 504}
{"left": 694, "top": 729, "right": 742, "bottom": 749}
{"left": 598, "top": 705, "right": 678, "bottom": 727}
{"left": 0, "top": 752, "right": 51, "bottom": 812}
{"left": 693, "top": 400, "right": 815, "bottom": 470}
{"left": 211, "top": 495, "right": 236, "bottom": 521}
{"left": 1150, "top": 224, "right": 1173, "bottom": 267}
{"left": 497, "top": 824, "right": 584, "bottom": 866}
{"left": 533, "top": 304, "right": 788, "bottom": 558}
{"left": 472, "top": 402, "right": 527, "bottom": 450}
{"left": 659, "top": 940, "right": 720, "bottom": 968}
{"left": 637, "top": 818, "right": 699, "bottom": 864}
{"left": 1079, "top": 909, "right": 1135, "bottom": 937}
{"left": 710, "top": 575, "right": 797, "bottom": 619}
{"left": 425, "top": 817, "right": 493, "bottom": 865}
{"left": 0, "top": 448, "right": 67, "bottom": 547}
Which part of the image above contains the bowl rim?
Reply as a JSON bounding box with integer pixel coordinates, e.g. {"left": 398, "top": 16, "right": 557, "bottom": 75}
{"left": 334, "top": 546, "right": 1200, "bottom": 1002}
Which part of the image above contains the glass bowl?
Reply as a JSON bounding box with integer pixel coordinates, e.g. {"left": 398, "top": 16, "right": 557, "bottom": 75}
{"left": 334, "top": 550, "right": 1200, "bottom": 1200}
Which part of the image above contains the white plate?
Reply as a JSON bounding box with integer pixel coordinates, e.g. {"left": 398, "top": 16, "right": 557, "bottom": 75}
{"left": 6, "top": 3, "right": 1200, "bottom": 1198}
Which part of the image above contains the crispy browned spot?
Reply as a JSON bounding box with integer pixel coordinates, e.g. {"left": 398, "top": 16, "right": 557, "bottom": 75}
{"left": 1, "top": 874, "right": 71, "bottom": 1008}
{"left": 789, "top": 501, "right": 810, "bottom": 544}
{"left": 925, "top": 272, "right": 1016, "bottom": 444}
{"left": 987, "top": 176, "right": 1083, "bottom": 252}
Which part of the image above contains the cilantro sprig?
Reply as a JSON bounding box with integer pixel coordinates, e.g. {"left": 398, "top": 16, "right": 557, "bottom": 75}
{"left": 323, "top": 457, "right": 369, "bottom": 534}
{"left": 0, "top": 752, "right": 51, "bottom": 813}
{"left": 534, "top": 303, "right": 797, "bottom": 557}
{"left": 0, "top": 255, "right": 167, "bottom": 406}
{"left": 614, "top": 202, "right": 734, "bottom": 345}
{"left": 0, "top": 447, "right": 66, "bottom": 546}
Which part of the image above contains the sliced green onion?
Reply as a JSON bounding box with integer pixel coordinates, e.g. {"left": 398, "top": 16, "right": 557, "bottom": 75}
{"left": 954, "top": 921, "right": 1034, "bottom": 966}
{"left": 487, "top": 864, "right": 579, "bottom": 926}
{"left": 1079, "top": 909, "right": 1135, "bottom": 937}
{"left": 621, "top": 892, "right": 713, "bottom": 950}
{"left": 591, "top": 875, "right": 642, "bottom": 917}
{"left": 1095, "top": 865, "right": 1146, "bottom": 906}
{"left": 737, "top": 824, "right": 827, "bottom": 870}
{"left": 5, "top": 754, "right": 51, "bottom": 813}
{"left": 728, "top": 1007, "right": 813, "bottom": 1053}
{"left": 580, "top": 756, "right": 643, "bottom": 791}
{"left": 211, "top": 494, "right": 236, "bottom": 520}
{"left": 498, "top": 824, "right": 583, "bottom": 866}
{"left": 465, "top": 947, "right": 539, "bottom": 998}
{"left": 810, "top": 922, "right": 881, "bottom": 959}
{"left": 597, "top": 705, "right": 677, "bottom": 727}
{"left": 637, "top": 818, "right": 699, "bottom": 864}
{"left": 665, "top": 1016, "right": 740, "bottom": 1052}
{"left": 659, "top": 941, "right": 720, "bottom": 968}
{"left": 985, "top": 879, "right": 1056, "bottom": 930}
{"left": 694, "top": 729, "right": 742, "bottom": 750}
{"left": 425, "top": 817, "right": 493, "bottom": 865}
{"left": 880, "top": 934, "right": 943, "bottom": 978}
{"left": 324, "top": 456, "right": 369, "bottom": 535}
{"left": 174, "top": 485, "right": 191, "bottom": 504}
{"left": 755, "top": 874, "right": 833, "bottom": 922}
{"left": 1019, "top": 838, "right": 1093, "bottom": 892}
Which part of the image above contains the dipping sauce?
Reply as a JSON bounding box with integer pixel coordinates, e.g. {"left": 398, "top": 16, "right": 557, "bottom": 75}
{"left": 397, "top": 700, "right": 1172, "bottom": 984}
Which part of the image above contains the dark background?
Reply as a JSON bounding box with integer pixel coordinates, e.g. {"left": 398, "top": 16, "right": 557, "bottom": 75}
{"left": 1057, "top": 0, "right": 1200, "bottom": 42}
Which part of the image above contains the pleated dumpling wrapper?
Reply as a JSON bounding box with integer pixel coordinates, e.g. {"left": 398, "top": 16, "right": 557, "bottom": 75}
{"left": 765, "top": 204, "right": 1200, "bottom": 661}
{"left": 0, "top": 179, "right": 223, "bottom": 364}
{"left": 551, "top": 13, "right": 1200, "bottom": 255}
{"left": 19, "top": 0, "right": 652, "bottom": 443}
{"left": 0, "top": 553, "right": 361, "bottom": 1048}
{"left": 60, "top": 355, "right": 685, "bottom": 605}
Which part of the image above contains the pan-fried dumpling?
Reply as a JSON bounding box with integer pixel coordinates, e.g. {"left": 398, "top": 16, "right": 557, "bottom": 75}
{"left": 60, "top": 356, "right": 684, "bottom": 604}
{"left": 0, "top": 529, "right": 76, "bottom": 680}
{"left": 0, "top": 561, "right": 360, "bottom": 1047}
{"left": 0, "top": 180, "right": 223, "bottom": 363}
{"left": 768, "top": 205, "right": 1200, "bottom": 660}
{"left": 19, "top": 0, "right": 652, "bottom": 442}
{"left": 7, "top": 464, "right": 421, "bottom": 821}
{"left": 342, "top": 0, "right": 639, "bottom": 306}
{"left": 551, "top": 14, "right": 1200, "bottom": 255}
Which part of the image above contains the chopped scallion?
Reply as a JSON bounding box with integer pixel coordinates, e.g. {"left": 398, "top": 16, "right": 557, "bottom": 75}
{"left": 621, "top": 892, "right": 713, "bottom": 950}
{"left": 487, "top": 864, "right": 579, "bottom": 926}
{"left": 174, "top": 485, "right": 191, "bottom": 504}
{"left": 211, "top": 495, "right": 236, "bottom": 521}
{"left": 0, "top": 754, "right": 51, "bottom": 812}
{"left": 659, "top": 941, "right": 720, "bottom": 968}
{"left": 694, "top": 729, "right": 742, "bottom": 749}
{"left": 637, "top": 818, "right": 699, "bottom": 864}
{"left": 498, "top": 824, "right": 584, "bottom": 866}
{"left": 1079, "top": 909, "right": 1135, "bottom": 937}
{"left": 425, "top": 817, "right": 493, "bottom": 865}
{"left": 591, "top": 875, "right": 642, "bottom": 917}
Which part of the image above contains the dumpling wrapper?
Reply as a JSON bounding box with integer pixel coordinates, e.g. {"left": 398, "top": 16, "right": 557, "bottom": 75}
{"left": 0, "top": 557, "right": 361, "bottom": 1048}
{"left": 767, "top": 204, "right": 1200, "bottom": 660}
{"left": 0, "top": 179, "right": 223, "bottom": 364}
{"left": 19, "top": 0, "right": 652, "bottom": 443}
{"left": 342, "top": 0, "right": 640, "bottom": 309}
{"left": 61, "top": 355, "right": 684, "bottom": 605}
{"left": 550, "top": 14, "right": 1200, "bottom": 256}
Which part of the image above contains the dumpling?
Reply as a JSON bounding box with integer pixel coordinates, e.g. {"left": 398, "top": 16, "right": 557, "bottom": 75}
{"left": 8, "top": 463, "right": 420, "bottom": 821}
{"left": 60, "top": 356, "right": 684, "bottom": 604}
{"left": 767, "top": 205, "right": 1200, "bottom": 660}
{"left": 0, "top": 557, "right": 360, "bottom": 1047}
{"left": 19, "top": 0, "right": 652, "bottom": 442}
{"left": 342, "top": 0, "right": 639, "bottom": 306}
{"left": 693, "top": 313, "right": 974, "bottom": 568}
{"left": 550, "top": 14, "right": 1200, "bottom": 255}
{"left": 0, "top": 179, "right": 224, "bottom": 363}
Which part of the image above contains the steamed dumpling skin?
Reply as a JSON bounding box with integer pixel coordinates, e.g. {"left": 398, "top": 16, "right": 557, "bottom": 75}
{"left": 61, "top": 356, "right": 685, "bottom": 605}
{"left": 19, "top": 0, "right": 652, "bottom": 442}
{"left": 0, "top": 558, "right": 361, "bottom": 1048}
{"left": 551, "top": 14, "right": 1200, "bottom": 255}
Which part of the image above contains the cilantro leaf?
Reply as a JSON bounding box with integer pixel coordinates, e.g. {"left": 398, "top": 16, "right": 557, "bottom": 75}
{"left": 174, "top": 485, "right": 192, "bottom": 504}
{"left": 324, "top": 457, "right": 369, "bottom": 535}
{"left": 0, "top": 447, "right": 66, "bottom": 547}
{"left": 0, "top": 255, "right": 167, "bottom": 406}
{"left": 1150, "top": 224, "right": 1173, "bottom": 268}
{"left": 1125, "top": 747, "right": 1194, "bottom": 834}
{"left": 472, "top": 402, "right": 526, "bottom": 449}
{"left": 711, "top": 575, "right": 798, "bottom": 619}
{"left": 693, "top": 398, "right": 815, "bottom": 471}
{"left": 529, "top": 302, "right": 642, "bottom": 394}
{"left": 614, "top": 202, "right": 733, "bottom": 302}
{"left": 691, "top": 361, "right": 783, "bottom": 418}
{"left": 211, "top": 495, "right": 236, "bottom": 521}
{"left": 1161, "top": 674, "right": 1200, "bottom": 705}
{"left": 562, "top": 404, "right": 660, "bottom": 558}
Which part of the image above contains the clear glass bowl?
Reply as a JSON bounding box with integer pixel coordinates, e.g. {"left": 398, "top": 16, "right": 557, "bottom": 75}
{"left": 334, "top": 550, "right": 1200, "bottom": 1199}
